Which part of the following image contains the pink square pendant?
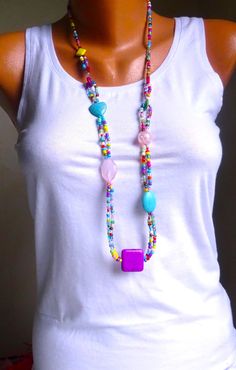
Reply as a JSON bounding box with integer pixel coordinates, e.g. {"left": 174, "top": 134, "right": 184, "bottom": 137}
{"left": 121, "top": 249, "right": 144, "bottom": 272}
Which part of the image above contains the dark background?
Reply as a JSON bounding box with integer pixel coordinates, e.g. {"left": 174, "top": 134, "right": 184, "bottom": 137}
{"left": 157, "top": 0, "right": 235, "bottom": 20}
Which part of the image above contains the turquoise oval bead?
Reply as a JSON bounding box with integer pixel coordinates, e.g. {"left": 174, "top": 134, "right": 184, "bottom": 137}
{"left": 142, "top": 191, "right": 156, "bottom": 213}
{"left": 89, "top": 102, "right": 107, "bottom": 117}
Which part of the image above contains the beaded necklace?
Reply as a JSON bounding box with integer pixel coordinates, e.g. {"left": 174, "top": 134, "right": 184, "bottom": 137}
{"left": 67, "top": 0, "right": 157, "bottom": 272}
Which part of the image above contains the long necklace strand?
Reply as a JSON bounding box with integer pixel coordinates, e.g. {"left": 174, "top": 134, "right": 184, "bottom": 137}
{"left": 67, "top": 0, "right": 157, "bottom": 272}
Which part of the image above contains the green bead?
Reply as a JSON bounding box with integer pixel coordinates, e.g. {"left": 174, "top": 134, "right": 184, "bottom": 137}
{"left": 142, "top": 191, "right": 156, "bottom": 213}
{"left": 142, "top": 99, "right": 149, "bottom": 111}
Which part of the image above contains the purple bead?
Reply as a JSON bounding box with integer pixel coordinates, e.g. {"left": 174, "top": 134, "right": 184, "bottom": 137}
{"left": 121, "top": 249, "right": 144, "bottom": 272}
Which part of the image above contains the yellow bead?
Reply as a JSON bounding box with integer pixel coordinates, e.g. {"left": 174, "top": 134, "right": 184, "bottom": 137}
{"left": 112, "top": 250, "right": 119, "bottom": 259}
{"left": 103, "top": 125, "right": 108, "bottom": 132}
{"left": 76, "top": 47, "right": 87, "bottom": 57}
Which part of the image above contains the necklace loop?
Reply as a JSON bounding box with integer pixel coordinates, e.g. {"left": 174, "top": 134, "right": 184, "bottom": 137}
{"left": 67, "top": 0, "right": 157, "bottom": 272}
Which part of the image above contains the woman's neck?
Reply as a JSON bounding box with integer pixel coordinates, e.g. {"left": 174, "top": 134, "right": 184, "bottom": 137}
{"left": 68, "top": 0, "right": 148, "bottom": 50}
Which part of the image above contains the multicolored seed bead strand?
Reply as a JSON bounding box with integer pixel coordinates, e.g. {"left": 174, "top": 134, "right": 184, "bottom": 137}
{"left": 67, "top": 0, "right": 157, "bottom": 272}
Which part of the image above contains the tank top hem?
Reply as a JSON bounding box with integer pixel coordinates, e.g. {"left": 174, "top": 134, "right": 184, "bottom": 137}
{"left": 198, "top": 18, "right": 224, "bottom": 94}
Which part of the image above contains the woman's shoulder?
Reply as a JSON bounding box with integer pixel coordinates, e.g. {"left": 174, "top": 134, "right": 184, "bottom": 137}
{"left": 0, "top": 29, "right": 26, "bottom": 125}
{"left": 202, "top": 18, "right": 236, "bottom": 87}
{"left": 156, "top": 13, "right": 236, "bottom": 88}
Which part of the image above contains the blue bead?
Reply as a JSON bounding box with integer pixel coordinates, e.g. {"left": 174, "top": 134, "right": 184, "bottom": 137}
{"left": 142, "top": 191, "right": 156, "bottom": 213}
{"left": 89, "top": 102, "right": 107, "bottom": 117}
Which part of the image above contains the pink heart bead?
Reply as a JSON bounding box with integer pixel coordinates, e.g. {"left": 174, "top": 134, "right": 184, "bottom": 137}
{"left": 138, "top": 130, "right": 152, "bottom": 145}
{"left": 101, "top": 158, "right": 118, "bottom": 183}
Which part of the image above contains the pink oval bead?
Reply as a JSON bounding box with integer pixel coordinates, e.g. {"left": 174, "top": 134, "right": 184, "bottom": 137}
{"left": 138, "top": 130, "right": 152, "bottom": 145}
{"left": 100, "top": 158, "right": 117, "bottom": 183}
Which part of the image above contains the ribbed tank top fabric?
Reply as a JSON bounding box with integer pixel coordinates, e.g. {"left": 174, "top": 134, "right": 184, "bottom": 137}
{"left": 15, "top": 15, "right": 236, "bottom": 370}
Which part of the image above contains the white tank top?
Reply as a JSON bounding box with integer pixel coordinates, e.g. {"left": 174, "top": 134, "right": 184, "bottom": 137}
{"left": 15, "top": 15, "right": 236, "bottom": 370}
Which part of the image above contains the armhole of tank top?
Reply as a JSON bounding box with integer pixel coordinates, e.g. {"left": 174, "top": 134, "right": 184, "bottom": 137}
{"left": 16, "top": 27, "right": 32, "bottom": 130}
{"left": 198, "top": 17, "right": 224, "bottom": 94}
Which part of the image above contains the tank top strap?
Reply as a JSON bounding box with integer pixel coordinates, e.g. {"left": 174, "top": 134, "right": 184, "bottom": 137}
{"left": 176, "top": 16, "right": 224, "bottom": 92}
{"left": 16, "top": 23, "right": 52, "bottom": 131}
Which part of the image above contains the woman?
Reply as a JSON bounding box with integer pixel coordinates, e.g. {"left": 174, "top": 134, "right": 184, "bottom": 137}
{"left": 0, "top": 0, "right": 236, "bottom": 369}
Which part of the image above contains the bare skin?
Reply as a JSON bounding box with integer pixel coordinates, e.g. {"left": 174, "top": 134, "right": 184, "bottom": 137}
{"left": 0, "top": 0, "right": 236, "bottom": 132}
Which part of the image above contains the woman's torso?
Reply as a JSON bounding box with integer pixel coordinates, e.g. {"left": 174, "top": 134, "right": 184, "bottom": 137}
{"left": 12, "top": 14, "right": 236, "bottom": 369}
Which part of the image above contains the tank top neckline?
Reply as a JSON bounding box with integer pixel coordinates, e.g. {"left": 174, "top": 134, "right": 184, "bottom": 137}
{"left": 45, "top": 16, "right": 182, "bottom": 94}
